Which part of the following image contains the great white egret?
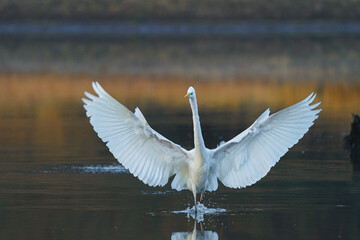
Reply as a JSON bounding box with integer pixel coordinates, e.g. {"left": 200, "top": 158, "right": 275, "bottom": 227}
{"left": 83, "top": 82, "right": 321, "bottom": 208}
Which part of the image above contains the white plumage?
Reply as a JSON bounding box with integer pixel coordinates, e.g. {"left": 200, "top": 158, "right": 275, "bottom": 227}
{"left": 83, "top": 82, "right": 321, "bottom": 206}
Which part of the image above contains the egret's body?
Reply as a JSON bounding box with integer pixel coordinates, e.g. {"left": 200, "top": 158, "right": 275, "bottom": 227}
{"left": 83, "top": 83, "right": 321, "bottom": 207}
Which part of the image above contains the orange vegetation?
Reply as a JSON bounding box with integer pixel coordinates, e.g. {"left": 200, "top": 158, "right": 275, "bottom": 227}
{"left": 0, "top": 73, "right": 359, "bottom": 120}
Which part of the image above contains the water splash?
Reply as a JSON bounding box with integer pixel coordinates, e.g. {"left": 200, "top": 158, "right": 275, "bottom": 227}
{"left": 141, "top": 190, "right": 173, "bottom": 195}
{"left": 172, "top": 203, "right": 227, "bottom": 222}
{"left": 41, "top": 164, "right": 128, "bottom": 174}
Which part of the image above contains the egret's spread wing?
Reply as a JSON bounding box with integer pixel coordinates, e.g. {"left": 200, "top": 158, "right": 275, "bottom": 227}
{"left": 83, "top": 82, "right": 189, "bottom": 187}
{"left": 213, "top": 93, "right": 321, "bottom": 188}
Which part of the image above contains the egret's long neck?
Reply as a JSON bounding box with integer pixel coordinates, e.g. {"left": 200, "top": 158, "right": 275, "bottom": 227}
{"left": 189, "top": 96, "right": 206, "bottom": 153}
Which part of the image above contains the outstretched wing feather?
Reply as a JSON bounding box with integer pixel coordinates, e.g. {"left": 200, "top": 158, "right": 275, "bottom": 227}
{"left": 83, "top": 82, "right": 189, "bottom": 187}
{"left": 213, "top": 93, "right": 321, "bottom": 188}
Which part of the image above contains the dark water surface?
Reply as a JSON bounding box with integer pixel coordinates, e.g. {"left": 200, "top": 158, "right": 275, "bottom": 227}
{"left": 0, "top": 101, "right": 359, "bottom": 240}
{"left": 0, "top": 29, "right": 360, "bottom": 239}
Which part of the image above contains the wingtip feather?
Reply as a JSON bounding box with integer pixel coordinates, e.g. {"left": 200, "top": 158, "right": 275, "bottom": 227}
{"left": 304, "top": 92, "right": 314, "bottom": 102}
{"left": 84, "top": 91, "right": 96, "bottom": 100}
{"left": 308, "top": 93, "right": 317, "bottom": 103}
{"left": 82, "top": 98, "right": 92, "bottom": 105}
{"left": 310, "top": 101, "right": 321, "bottom": 110}
{"left": 92, "top": 81, "right": 97, "bottom": 94}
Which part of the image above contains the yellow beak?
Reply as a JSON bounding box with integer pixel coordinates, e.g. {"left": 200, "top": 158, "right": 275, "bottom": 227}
{"left": 184, "top": 93, "right": 190, "bottom": 98}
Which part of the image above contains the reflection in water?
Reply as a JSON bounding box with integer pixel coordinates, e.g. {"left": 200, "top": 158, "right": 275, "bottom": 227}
{"left": 1, "top": 75, "right": 359, "bottom": 120}
{"left": 172, "top": 222, "right": 218, "bottom": 240}
{"left": 172, "top": 231, "right": 218, "bottom": 240}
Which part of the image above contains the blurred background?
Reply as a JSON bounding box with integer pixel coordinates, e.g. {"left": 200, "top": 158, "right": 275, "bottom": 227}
{"left": 0, "top": 1, "right": 360, "bottom": 240}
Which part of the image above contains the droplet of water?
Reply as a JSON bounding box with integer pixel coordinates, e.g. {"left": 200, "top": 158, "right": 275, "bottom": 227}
{"left": 172, "top": 203, "right": 227, "bottom": 222}
{"left": 41, "top": 164, "right": 128, "bottom": 174}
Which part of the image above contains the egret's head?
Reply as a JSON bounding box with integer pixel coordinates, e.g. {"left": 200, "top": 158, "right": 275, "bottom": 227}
{"left": 184, "top": 86, "right": 196, "bottom": 98}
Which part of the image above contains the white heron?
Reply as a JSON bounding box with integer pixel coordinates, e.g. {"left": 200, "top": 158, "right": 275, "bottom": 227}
{"left": 83, "top": 82, "right": 321, "bottom": 209}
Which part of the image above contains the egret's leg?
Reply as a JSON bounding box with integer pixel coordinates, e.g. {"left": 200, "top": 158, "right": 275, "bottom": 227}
{"left": 192, "top": 186, "right": 197, "bottom": 213}
{"left": 199, "top": 189, "right": 205, "bottom": 203}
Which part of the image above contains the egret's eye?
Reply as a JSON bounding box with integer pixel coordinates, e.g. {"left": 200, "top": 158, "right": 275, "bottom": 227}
{"left": 190, "top": 92, "right": 193, "bottom": 95}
